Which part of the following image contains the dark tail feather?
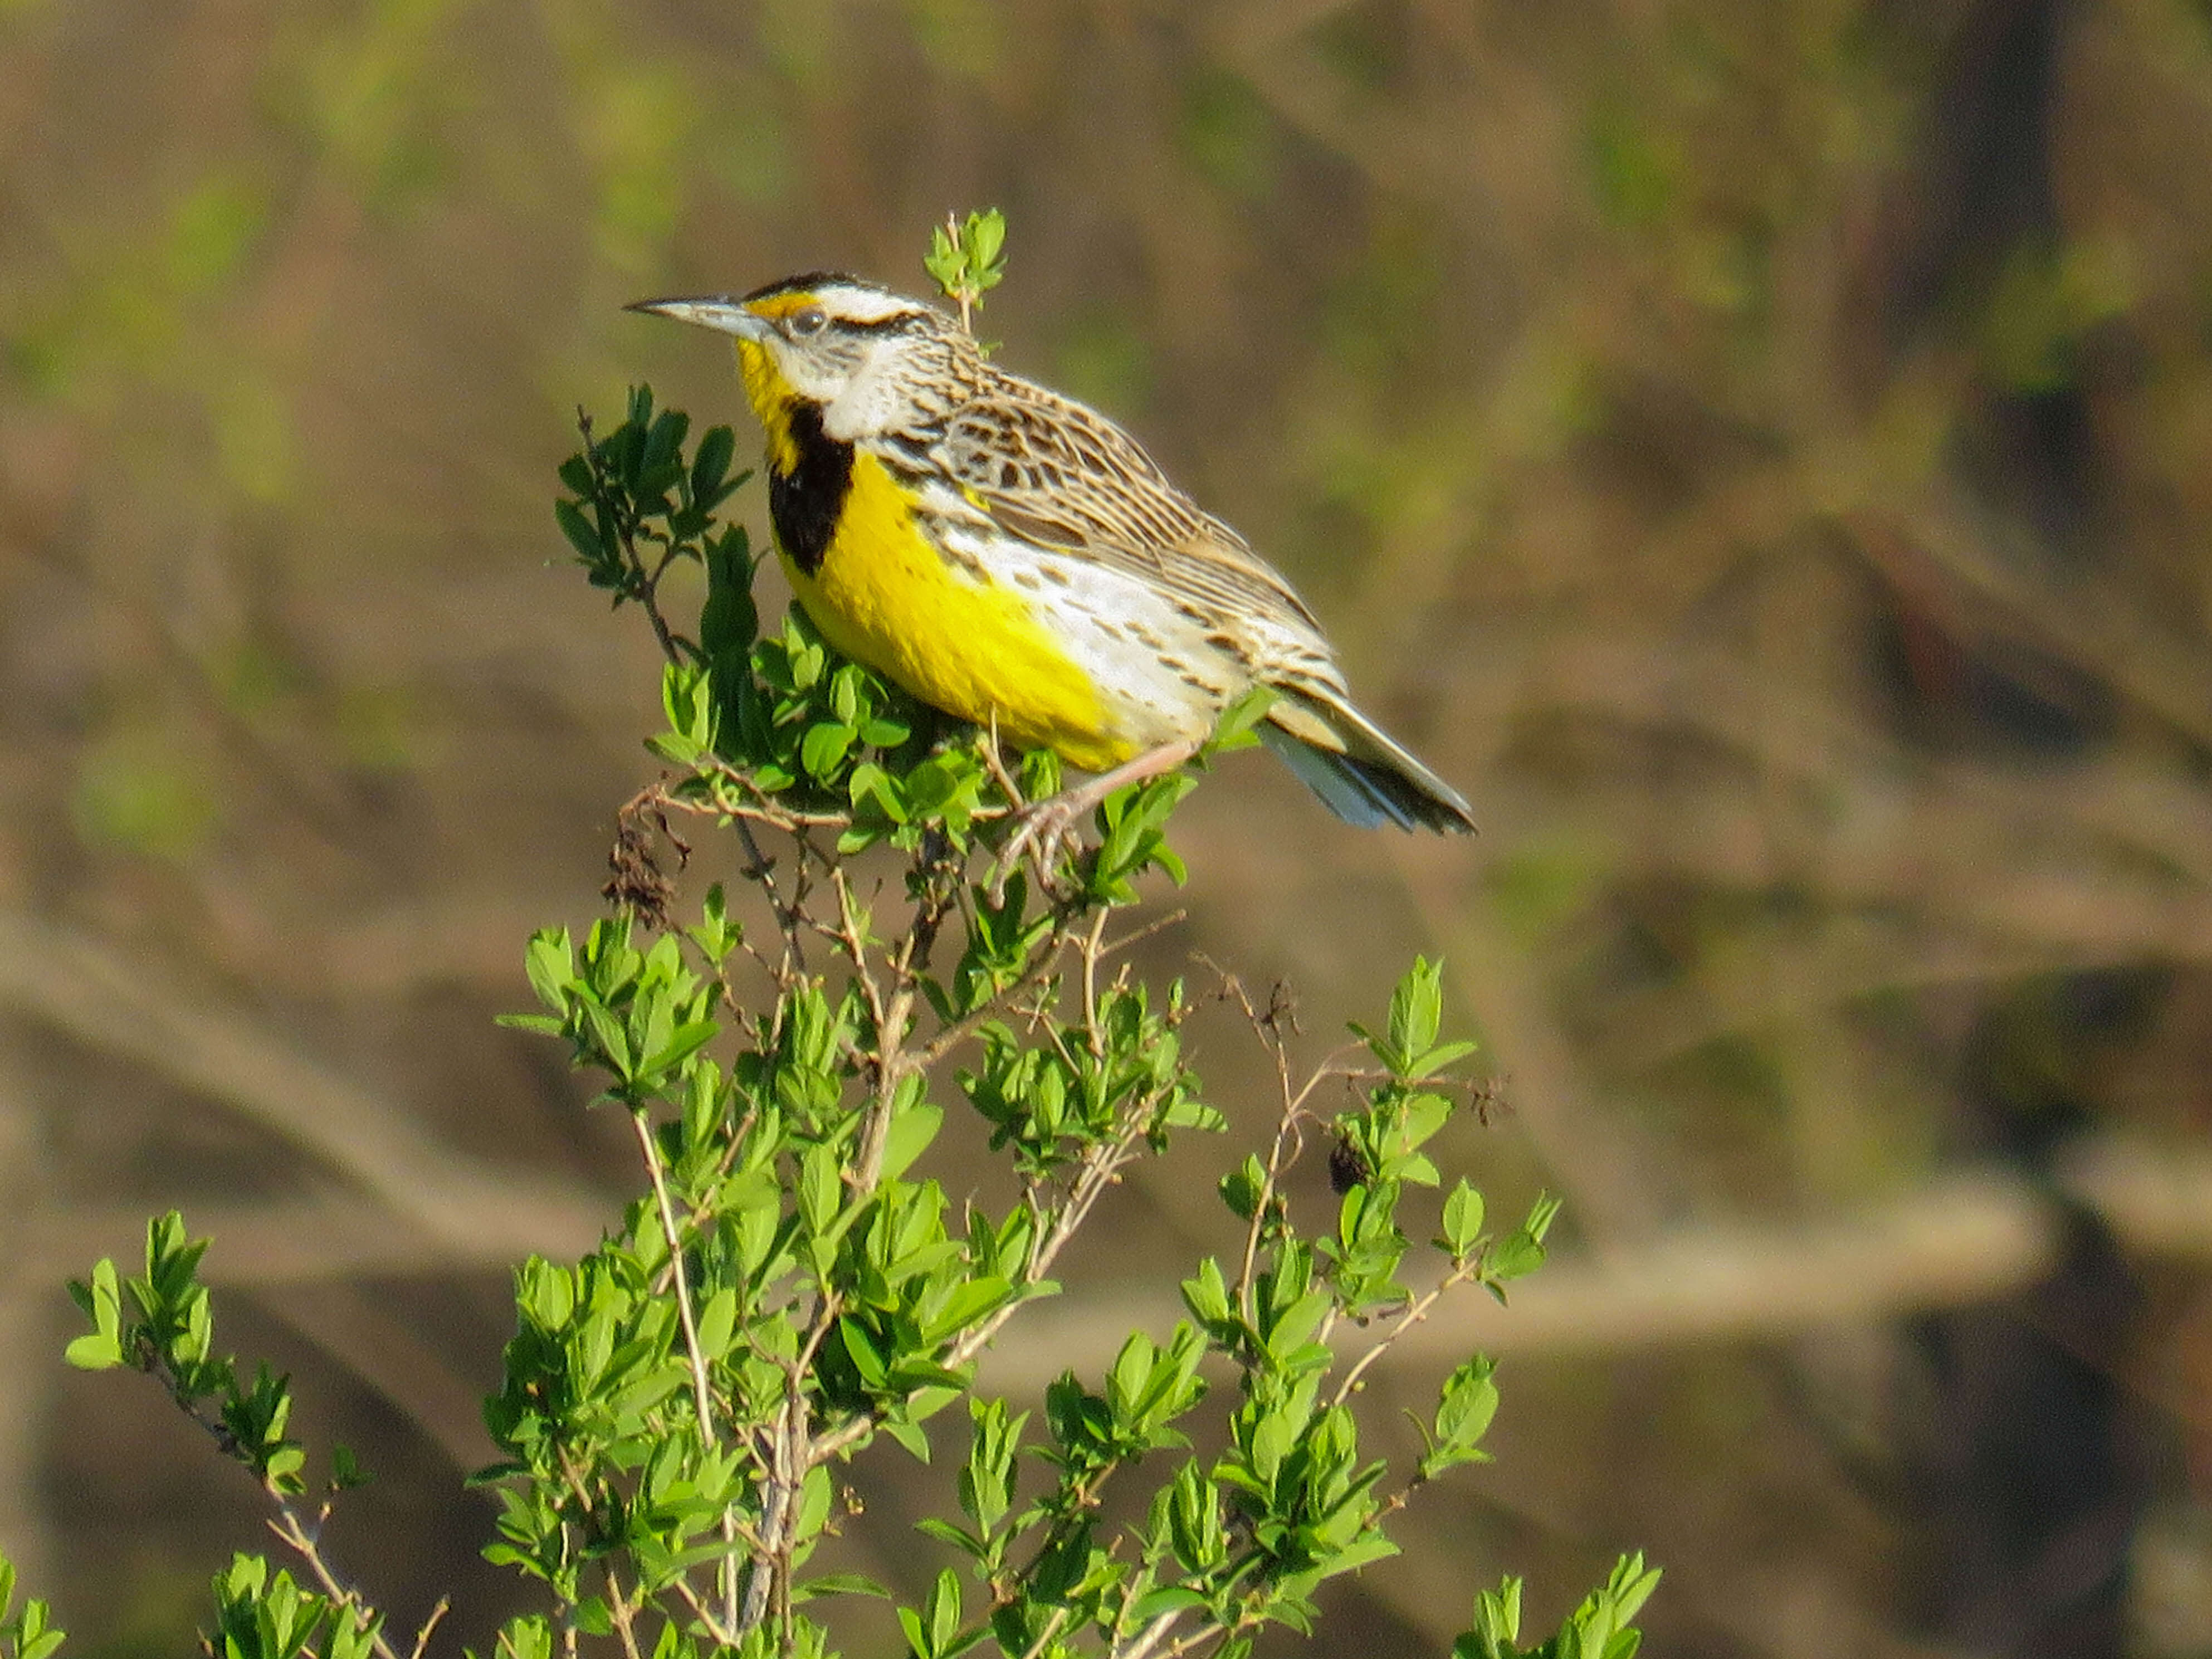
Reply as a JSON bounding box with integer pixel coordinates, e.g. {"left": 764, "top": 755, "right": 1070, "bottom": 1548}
{"left": 1258, "top": 691, "right": 1477, "bottom": 834}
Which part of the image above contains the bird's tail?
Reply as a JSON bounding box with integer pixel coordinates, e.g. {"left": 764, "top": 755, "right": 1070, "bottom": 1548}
{"left": 1258, "top": 685, "right": 1477, "bottom": 834}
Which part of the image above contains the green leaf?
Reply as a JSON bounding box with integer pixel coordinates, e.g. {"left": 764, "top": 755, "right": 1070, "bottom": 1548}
{"left": 1262, "top": 1290, "right": 1329, "bottom": 1362}
{"left": 1462, "top": 1576, "right": 1525, "bottom": 1659}
{"left": 691, "top": 424, "right": 736, "bottom": 501}
{"left": 879, "top": 1100, "right": 944, "bottom": 1182}
{"left": 837, "top": 1318, "right": 887, "bottom": 1388}
{"left": 523, "top": 929, "right": 575, "bottom": 1013}
{"left": 925, "top": 208, "right": 1010, "bottom": 313}
{"left": 966, "top": 209, "right": 1005, "bottom": 274}
{"left": 793, "top": 1573, "right": 893, "bottom": 1603}
{"left": 799, "top": 1143, "right": 843, "bottom": 1238}
{"left": 1440, "top": 1180, "right": 1485, "bottom": 1260}
{"left": 1424, "top": 1356, "right": 1500, "bottom": 1479}
{"left": 802, "top": 721, "right": 856, "bottom": 780}
{"left": 1130, "top": 1587, "right": 1208, "bottom": 1621}
{"left": 883, "top": 1419, "right": 934, "bottom": 1462}
{"left": 60, "top": 1336, "right": 120, "bottom": 1371}
{"left": 1180, "top": 1258, "right": 1231, "bottom": 1329}
{"left": 1218, "top": 1154, "right": 1266, "bottom": 1221}
{"left": 1200, "top": 686, "right": 1276, "bottom": 758}
{"left": 1315, "top": 1534, "right": 1400, "bottom": 1581}
{"left": 927, "top": 1567, "right": 961, "bottom": 1654}
{"left": 554, "top": 499, "right": 608, "bottom": 567}
{"left": 329, "top": 1445, "right": 370, "bottom": 1491}
{"left": 65, "top": 1258, "right": 123, "bottom": 1370}
{"left": 643, "top": 1019, "right": 719, "bottom": 1080}
{"left": 696, "top": 1287, "right": 738, "bottom": 1362}
{"left": 1406, "top": 1038, "right": 1478, "bottom": 1081}
{"left": 1485, "top": 1193, "right": 1558, "bottom": 1290}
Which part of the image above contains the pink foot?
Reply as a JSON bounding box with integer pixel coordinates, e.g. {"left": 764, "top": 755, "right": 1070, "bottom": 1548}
{"left": 988, "top": 738, "right": 1201, "bottom": 898}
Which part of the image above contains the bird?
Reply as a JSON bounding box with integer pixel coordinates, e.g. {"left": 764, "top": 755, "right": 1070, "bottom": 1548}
{"left": 627, "top": 274, "right": 1476, "bottom": 841}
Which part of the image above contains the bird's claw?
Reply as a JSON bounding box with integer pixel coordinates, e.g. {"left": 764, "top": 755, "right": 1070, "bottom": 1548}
{"left": 986, "top": 795, "right": 1087, "bottom": 903}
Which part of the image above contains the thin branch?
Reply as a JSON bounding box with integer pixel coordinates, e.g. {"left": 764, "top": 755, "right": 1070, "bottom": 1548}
{"left": 1012, "top": 1606, "right": 1071, "bottom": 1659}
{"left": 628, "top": 1107, "right": 743, "bottom": 1634}
{"left": 1225, "top": 992, "right": 1305, "bottom": 1321}
{"left": 406, "top": 1598, "right": 449, "bottom": 1659}
{"left": 1331, "top": 1256, "right": 1486, "bottom": 1409}
{"left": 832, "top": 865, "right": 915, "bottom": 1197}
{"left": 808, "top": 1098, "right": 1169, "bottom": 1470}
{"left": 600, "top": 1566, "right": 646, "bottom": 1659}
{"left": 1080, "top": 906, "right": 1110, "bottom": 1056}
{"left": 263, "top": 1504, "right": 405, "bottom": 1659}
{"left": 732, "top": 818, "right": 809, "bottom": 984}
{"left": 145, "top": 1351, "right": 404, "bottom": 1659}
{"left": 667, "top": 1575, "right": 739, "bottom": 1650}
{"left": 911, "top": 904, "right": 1087, "bottom": 1071}
{"left": 1107, "top": 1608, "right": 1191, "bottom": 1659}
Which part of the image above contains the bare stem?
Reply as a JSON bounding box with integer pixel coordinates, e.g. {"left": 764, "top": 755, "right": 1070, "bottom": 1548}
{"left": 406, "top": 1598, "right": 449, "bottom": 1659}
{"left": 1234, "top": 1083, "right": 1302, "bottom": 1322}
{"left": 1080, "top": 905, "right": 1109, "bottom": 1055}
{"left": 831, "top": 866, "right": 916, "bottom": 1197}
{"left": 732, "top": 817, "right": 809, "bottom": 983}
{"left": 152, "top": 1364, "right": 403, "bottom": 1659}
{"left": 629, "top": 1106, "right": 743, "bottom": 1634}
{"left": 668, "top": 1577, "right": 739, "bottom": 1650}
{"left": 912, "top": 906, "right": 1086, "bottom": 1072}
{"left": 1330, "top": 1256, "right": 1486, "bottom": 1409}
{"left": 600, "top": 1565, "right": 646, "bottom": 1659}
{"left": 264, "top": 1503, "right": 404, "bottom": 1659}
{"left": 1107, "top": 1608, "right": 1191, "bottom": 1659}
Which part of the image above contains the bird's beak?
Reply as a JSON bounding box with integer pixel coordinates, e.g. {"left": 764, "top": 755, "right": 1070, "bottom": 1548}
{"left": 625, "top": 296, "right": 775, "bottom": 343}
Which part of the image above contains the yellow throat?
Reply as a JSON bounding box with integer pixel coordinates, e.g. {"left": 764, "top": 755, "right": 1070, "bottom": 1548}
{"left": 729, "top": 336, "right": 1126, "bottom": 773}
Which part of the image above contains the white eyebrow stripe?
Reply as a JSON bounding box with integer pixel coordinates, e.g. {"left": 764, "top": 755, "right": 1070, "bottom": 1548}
{"left": 821, "top": 284, "right": 927, "bottom": 325}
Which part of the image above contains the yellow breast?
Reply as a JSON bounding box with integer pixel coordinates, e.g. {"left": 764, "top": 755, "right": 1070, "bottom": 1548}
{"left": 780, "top": 447, "right": 1132, "bottom": 774}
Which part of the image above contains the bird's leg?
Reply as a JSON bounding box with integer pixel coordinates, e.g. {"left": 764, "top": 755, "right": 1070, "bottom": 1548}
{"left": 989, "top": 738, "right": 1202, "bottom": 899}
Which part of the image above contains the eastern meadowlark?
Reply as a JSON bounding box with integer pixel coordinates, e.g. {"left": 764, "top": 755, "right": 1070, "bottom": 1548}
{"left": 629, "top": 275, "right": 1476, "bottom": 837}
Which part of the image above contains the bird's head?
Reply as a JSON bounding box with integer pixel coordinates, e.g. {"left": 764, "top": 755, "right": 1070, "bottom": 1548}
{"left": 628, "top": 275, "right": 968, "bottom": 452}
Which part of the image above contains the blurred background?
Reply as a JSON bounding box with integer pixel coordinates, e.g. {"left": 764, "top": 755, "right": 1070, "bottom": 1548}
{"left": 6, "top": 0, "right": 2212, "bottom": 1655}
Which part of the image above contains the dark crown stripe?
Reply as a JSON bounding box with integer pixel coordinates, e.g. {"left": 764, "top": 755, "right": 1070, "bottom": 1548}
{"left": 740, "top": 270, "right": 861, "bottom": 304}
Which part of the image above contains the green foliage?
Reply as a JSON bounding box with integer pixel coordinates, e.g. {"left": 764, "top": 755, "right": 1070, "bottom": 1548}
{"left": 555, "top": 384, "right": 751, "bottom": 659}
{"left": 1457, "top": 1556, "right": 1662, "bottom": 1659}
{"left": 925, "top": 208, "right": 1008, "bottom": 331}
{"left": 0, "top": 1551, "right": 65, "bottom": 1659}
{"left": 67, "top": 1213, "right": 309, "bottom": 1496}
{"left": 208, "top": 1557, "right": 384, "bottom": 1659}
{"left": 56, "top": 216, "right": 1652, "bottom": 1659}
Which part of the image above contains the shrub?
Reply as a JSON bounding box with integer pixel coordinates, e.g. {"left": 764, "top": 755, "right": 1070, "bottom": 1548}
{"left": 53, "top": 213, "right": 1656, "bottom": 1659}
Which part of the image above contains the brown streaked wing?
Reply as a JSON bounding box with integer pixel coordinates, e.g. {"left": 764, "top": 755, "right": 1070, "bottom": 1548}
{"left": 935, "top": 369, "right": 1327, "bottom": 641}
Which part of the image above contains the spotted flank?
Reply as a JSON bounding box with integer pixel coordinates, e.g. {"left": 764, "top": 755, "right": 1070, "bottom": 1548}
{"left": 626, "top": 276, "right": 1477, "bottom": 834}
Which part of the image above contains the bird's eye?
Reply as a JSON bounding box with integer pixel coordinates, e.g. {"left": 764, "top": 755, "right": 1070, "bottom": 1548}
{"left": 787, "top": 306, "right": 828, "bottom": 338}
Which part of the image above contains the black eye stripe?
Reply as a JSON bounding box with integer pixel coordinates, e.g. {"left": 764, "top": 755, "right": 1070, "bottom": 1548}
{"left": 837, "top": 310, "right": 925, "bottom": 335}
{"left": 777, "top": 306, "right": 918, "bottom": 340}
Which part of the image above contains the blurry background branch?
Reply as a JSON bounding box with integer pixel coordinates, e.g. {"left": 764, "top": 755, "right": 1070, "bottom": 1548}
{"left": 981, "top": 1135, "right": 2212, "bottom": 1391}
{"left": 0, "top": 910, "right": 606, "bottom": 1264}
